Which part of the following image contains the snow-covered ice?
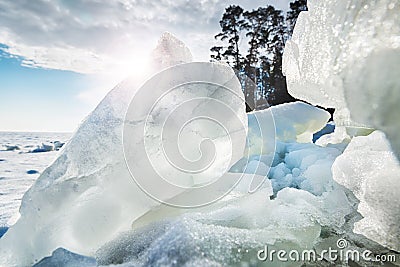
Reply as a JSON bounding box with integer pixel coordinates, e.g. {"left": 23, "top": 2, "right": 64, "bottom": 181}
{"left": 333, "top": 131, "right": 400, "bottom": 252}
{"left": 0, "top": 132, "right": 70, "bottom": 227}
{"left": 29, "top": 141, "right": 64, "bottom": 153}
{"left": 283, "top": 0, "right": 400, "bottom": 253}
{"left": 246, "top": 101, "right": 330, "bottom": 158}
{"left": 94, "top": 184, "right": 354, "bottom": 266}
{"left": 283, "top": 0, "right": 400, "bottom": 157}
{"left": 33, "top": 248, "right": 96, "bottom": 267}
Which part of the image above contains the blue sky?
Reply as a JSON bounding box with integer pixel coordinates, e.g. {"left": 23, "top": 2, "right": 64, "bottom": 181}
{"left": 0, "top": 0, "right": 291, "bottom": 132}
{"left": 0, "top": 48, "right": 100, "bottom": 132}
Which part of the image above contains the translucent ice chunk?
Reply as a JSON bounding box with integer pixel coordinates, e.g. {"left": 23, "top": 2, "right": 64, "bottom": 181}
{"left": 152, "top": 32, "right": 193, "bottom": 71}
{"left": 246, "top": 101, "right": 330, "bottom": 156}
{"left": 95, "top": 186, "right": 354, "bottom": 266}
{"left": 0, "top": 34, "right": 247, "bottom": 266}
{"left": 283, "top": 1, "right": 400, "bottom": 250}
{"left": 283, "top": 0, "right": 400, "bottom": 156}
{"left": 33, "top": 248, "right": 96, "bottom": 267}
{"left": 332, "top": 131, "right": 400, "bottom": 251}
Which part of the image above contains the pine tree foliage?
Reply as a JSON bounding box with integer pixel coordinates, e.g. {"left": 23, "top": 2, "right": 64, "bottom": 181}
{"left": 210, "top": 0, "right": 308, "bottom": 111}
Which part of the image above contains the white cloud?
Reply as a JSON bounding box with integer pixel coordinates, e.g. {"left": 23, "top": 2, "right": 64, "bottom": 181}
{"left": 0, "top": 0, "right": 292, "bottom": 74}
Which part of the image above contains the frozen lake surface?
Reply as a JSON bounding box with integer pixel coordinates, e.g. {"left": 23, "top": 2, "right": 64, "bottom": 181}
{"left": 0, "top": 132, "right": 71, "bottom": 226}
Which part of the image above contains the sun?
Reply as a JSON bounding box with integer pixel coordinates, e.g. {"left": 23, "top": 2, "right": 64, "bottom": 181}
{"left": 107, "top": 50, "right": 153, "bottom": 84}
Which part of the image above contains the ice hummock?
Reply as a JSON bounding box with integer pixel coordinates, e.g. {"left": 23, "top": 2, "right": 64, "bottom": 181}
{"left": 93, "top": 99, "right": 357, "bottom": 266}
{"left": 0, "top": 55, "right": 359, "bottom": 266}
{"left": 0, "top": 33, "right": 251, "bottom": 266}
{"left": 93, "top": 179, "right": 356, "bottom": 266}
{"left": 283, "top": 0, "right": 400, "bottom": 253}
{"left": 235, "top": 102, "right": 340, "bottom": 196}
{"left": 1, "top": 0, "right": 400, "bottom": 264}
{"left": 282, "top": 0, "right": 400, "bottom": 157}
{"left": 0, "top": 33, "right": 197, "bottom": 266}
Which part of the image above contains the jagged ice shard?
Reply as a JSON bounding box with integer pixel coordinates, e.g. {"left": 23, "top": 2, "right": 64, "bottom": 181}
{"left": 283, "top": 0, "right": 400, "bottom": 156}
{"left": 333, "top": 131, "right": 400, "bottom": 252}
{"left": 283, "top": 0, "right": 400, "bottom": 252}
{"left": 0, "top": 33, "right": 248, "bottom": 266}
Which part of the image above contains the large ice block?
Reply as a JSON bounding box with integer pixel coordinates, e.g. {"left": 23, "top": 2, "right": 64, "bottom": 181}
{"left": 0, "top": 34, "right": 247, "bottom": 266}
{"left": 283, "top": 0, "right": 400, "bottom": 156}
{"left": 332, "top": 131, "right": 400, "bottom": 252}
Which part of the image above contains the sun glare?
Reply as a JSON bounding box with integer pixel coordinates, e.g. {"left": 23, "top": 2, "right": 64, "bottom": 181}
{"left": 108, "top": 51, "right": 152, "bottom": 84}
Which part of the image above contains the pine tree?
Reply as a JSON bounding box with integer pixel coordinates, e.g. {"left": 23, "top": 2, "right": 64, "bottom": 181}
{"left": 210, "top": 2, "right": 308, "bottom": 110}
{"left": 267, "top": 8, "right": 296, "bottom": 105}
{"left": 242, "top": 6, "right": 294, "bottom": 106}
{"left": 242, "top": 6, "right": 278, "bottom": 110}
{"left": 212, "top": 5, "right": 245, "bottom": 70}
{"left": 210, "top": 46, "right": 223, "bottom": 62}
